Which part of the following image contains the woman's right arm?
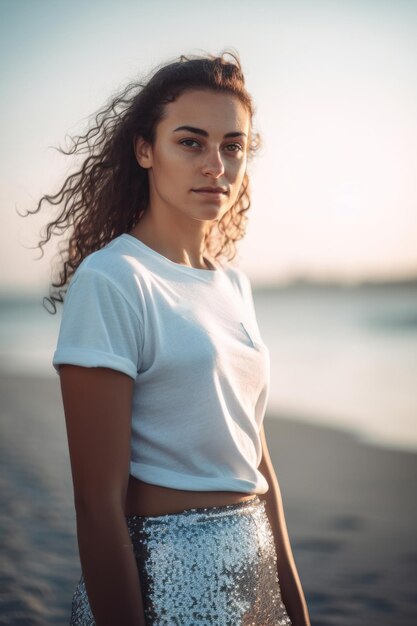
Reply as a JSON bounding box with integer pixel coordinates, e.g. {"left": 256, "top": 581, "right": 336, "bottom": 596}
{"left": 60, "top": 364, "right": 146, "bottom": 626}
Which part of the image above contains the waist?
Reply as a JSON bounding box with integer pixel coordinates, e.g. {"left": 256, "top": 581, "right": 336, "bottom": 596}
{"left": 124, "top": 476, "right": 258, "bottom": 517}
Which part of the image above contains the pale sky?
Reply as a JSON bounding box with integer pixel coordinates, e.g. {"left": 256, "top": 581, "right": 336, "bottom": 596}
{"left": 1, "top": 0, "right": 416, "bottom": 294}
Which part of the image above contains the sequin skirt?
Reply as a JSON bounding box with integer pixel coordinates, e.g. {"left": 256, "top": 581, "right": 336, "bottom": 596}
{"left": 69, "top": 495, "right": 292, "bottom": 625}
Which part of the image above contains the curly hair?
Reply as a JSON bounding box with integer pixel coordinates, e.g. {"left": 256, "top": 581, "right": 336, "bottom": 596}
{"left": 24, "top": 50, "right": 260, "bottom": 313}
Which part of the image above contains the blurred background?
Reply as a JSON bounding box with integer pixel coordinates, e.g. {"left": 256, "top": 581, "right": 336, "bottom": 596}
{"left": 1, "top": 0, "right": 416, "bottom": 625}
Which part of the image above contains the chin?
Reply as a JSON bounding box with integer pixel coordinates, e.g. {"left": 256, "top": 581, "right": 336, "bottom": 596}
{"left": 186, "top": 203, "right": 222, "bottom": 221}
{"left": 198, "top": 207, "right": 225, "bottom": 221}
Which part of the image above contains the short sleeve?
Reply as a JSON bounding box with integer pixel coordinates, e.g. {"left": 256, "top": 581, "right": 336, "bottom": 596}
{"left": 52, "top": 268, "right": 143, "bottom": 380}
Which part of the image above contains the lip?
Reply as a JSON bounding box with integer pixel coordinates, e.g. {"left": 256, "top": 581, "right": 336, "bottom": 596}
{"left": 192, "top": 187, "right": 228, "bottom": 194}
{"left": 191, "top": 188, "right": 229, "bottom": 200}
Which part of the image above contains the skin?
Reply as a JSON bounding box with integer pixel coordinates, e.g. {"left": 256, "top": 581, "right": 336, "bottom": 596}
{"left": 60, "top": 88, "right": 311, "bottom": 625}
{"left": 129, "top": 88, "right": 250, "bottom": 272}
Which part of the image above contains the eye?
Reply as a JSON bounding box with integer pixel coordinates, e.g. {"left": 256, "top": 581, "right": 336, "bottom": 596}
{"left": 180, "top": 138, "right": 201, "bottom": 148}
{"left": 224, "top": 143, "right": 243, "bottom": 154}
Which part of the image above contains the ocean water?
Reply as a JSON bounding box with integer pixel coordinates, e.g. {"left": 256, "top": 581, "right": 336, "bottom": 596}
{"left": 254, "top": 282, "right": 417, "bottom": 453}
{"left": 1, "top": 282, "right": 416, "bottom": 452}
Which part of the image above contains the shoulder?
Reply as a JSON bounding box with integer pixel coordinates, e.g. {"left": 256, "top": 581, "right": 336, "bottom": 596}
{"left": 223, "top": 263, "right": 252, "bottom": 296}
{"left": 68, "top": 235, "right": 151, "bottom": 295}
{"left": 71, "top": 236, "right": 141, "bottom": 283}
{"left": 65, "top": 236, "right": 149, "bottom": 317}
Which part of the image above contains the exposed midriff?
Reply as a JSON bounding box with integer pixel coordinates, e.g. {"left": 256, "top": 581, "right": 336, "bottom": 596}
{"left": 124, "top": 475, "right": 260, "bottom": 517}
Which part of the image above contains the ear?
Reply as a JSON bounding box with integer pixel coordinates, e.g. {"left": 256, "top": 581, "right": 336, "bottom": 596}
{"left": 134, "top": 136, "right": 153, "bottom": 169}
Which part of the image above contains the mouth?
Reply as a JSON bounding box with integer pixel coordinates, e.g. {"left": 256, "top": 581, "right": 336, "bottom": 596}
{"left": 191, "top": 187, "right": 229, "bottom": 196}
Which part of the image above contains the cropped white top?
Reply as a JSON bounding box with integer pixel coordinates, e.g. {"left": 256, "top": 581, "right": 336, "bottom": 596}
{"left": 52, "top": 233, "right": 270, "bottom": 494}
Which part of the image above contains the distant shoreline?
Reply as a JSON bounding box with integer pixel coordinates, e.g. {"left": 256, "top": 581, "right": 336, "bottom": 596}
{"left": 254, "top": 275, "right": 417, "bottom": 292}
{"left": 1, "top": 273, "right": 417, "bottom": 301}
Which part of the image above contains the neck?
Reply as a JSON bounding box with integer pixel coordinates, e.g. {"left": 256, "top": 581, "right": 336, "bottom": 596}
{"left": 130, "top": 210, "right": 214, "bottom": 270}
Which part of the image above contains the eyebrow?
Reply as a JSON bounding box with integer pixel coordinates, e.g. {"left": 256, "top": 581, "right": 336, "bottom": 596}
{"left": 173, "top": 125, "right": 247, "bottom": 138}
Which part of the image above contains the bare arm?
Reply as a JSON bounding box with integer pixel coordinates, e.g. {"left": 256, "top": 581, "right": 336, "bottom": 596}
{"left": 258, "top": 422, "right": 311, "bottom": 626}
{"left": 60, "top": 364, "right": 146, "bottom": 626}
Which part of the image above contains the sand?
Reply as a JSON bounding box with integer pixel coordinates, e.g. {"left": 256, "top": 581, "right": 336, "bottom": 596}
{"left": 1, "top": 372, "right": 416, "bottom": 625}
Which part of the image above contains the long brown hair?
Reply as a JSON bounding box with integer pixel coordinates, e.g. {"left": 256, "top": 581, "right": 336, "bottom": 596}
{"left": 24, "top": 51, "right": 260, "bottom": 313}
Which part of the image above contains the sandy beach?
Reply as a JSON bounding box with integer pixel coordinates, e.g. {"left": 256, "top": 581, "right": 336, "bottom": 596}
{"left": 1, "top": 372, "right": 416, "bottom": 625}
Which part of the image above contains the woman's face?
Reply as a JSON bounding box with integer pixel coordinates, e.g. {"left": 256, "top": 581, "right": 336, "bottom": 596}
{"left": 135, "top": 89, "right": 250, "bottom": 224}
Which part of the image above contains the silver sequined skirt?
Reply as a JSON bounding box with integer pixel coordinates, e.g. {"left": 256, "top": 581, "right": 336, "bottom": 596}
{"left": 69, "top": 495, "right": 292, "bottom": 625}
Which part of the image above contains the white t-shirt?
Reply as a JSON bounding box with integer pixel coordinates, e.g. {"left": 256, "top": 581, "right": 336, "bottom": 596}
{"left": 52, "top": 233, "right": 270, "bottom": 494}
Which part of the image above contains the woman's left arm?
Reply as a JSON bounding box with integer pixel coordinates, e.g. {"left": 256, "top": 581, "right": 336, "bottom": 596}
{"left": 258, "top": 423, "right": 312, "bottom": 626}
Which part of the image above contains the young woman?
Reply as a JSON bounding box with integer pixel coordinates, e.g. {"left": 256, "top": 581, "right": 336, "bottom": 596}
{"left": 32, "top": 52, "right": 311, "bottom": 625}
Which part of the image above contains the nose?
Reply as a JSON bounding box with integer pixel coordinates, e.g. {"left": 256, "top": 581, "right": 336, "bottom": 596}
{"left": 201, "top": 147, "right": 225, "bottom": 178}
